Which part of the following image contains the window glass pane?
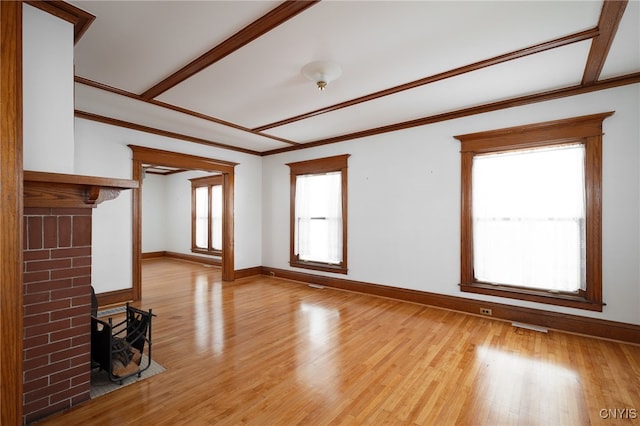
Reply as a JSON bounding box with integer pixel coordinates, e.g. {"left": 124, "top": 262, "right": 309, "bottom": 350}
{"left": 295, "top": 172, "right": 342, "bottom": 264}
{"left": 195, "top": 186, "right": 208, "bottom": 249}
{"left": 211, "top": 185, "right": 222, "bottom": 251}
{"left": 472, "top": 144, "right": 586, "bottom": 292}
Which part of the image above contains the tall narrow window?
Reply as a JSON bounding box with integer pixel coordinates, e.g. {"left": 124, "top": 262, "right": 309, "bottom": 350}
{"left": 456, "top": 112, "right": 612, "bottom": 311}
{"left": 211, "top": 184, "right": 222, "bottom": 251}
{"left": 191, "top": 175, "right": 223, "bottom": 255}
{"left": 288, "top": 155, "right": 349, "bottom": 274}
{"left": 194, "top": 186, "right": 209, "bottom": 249}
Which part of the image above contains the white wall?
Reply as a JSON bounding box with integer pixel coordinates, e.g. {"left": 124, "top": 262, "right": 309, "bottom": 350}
{"left": 26, "top": 0, "right": 637, "bottom": 326}
{"left": 22, "top": 4, "right": 74, "bottom": 173}
{"left": 141, "top": 174, "right": 167, "bottom": 253}
{"left": 163, "top": 172, "right": 194, "bottom": 255}
{"left": 74, "top": 118, "right": 263, "bottom": 292}
{"left": 163, "top": 170, "right": 212, "bottom": 258}
{"left": 142, "top": 170, "right": 217, "bottom": 258}
{"left": 262, "top": 85, "right": 640, "bottom": 325}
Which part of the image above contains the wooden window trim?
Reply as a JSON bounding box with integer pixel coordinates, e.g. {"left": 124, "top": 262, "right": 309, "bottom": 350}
{"left": 287, "top": 154, "right": 350, "bottom": 274}
{"left": 455, "top": 112, "right": 613, "bottom": 311}
{"left": 190, "top": 174, "right": 223, "bottom": 256}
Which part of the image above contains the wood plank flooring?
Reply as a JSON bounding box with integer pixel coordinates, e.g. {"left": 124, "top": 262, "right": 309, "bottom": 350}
{"left": 39, "top": 258, "right": 640, "bottom": 425}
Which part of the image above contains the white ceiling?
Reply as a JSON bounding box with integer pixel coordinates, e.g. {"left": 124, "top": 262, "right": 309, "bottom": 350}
{"left": 69, "top": 0, "right": 640, "bottom": 155}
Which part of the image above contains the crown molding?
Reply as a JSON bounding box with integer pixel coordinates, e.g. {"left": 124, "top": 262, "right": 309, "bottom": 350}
{"left": 75, "top": 76, "right": 298, "bottom": 147}
{"left": 74, "top": 110, "right": 262, "bottom": 156}
{"left": 254, "top": 28, "right": 599, "bottom": 132}
{"left": 24, "top": 0, "right": 95, "bottom": 44}
{"left": 263, "top": 72, "right": 640, "bottom": 156}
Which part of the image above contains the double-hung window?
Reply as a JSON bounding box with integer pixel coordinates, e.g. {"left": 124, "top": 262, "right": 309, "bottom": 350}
{"left": 456, "top": 113, "right": 612, "bottom": 311}
{"left": 190, "top": 175, "right": 223, "bottom": 255}
{"left": 288, "top": 155, "right": 349, "bottom": 274}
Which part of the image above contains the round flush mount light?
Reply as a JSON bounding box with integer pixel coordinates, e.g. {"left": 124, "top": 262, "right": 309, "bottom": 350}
{"left": 301, "top": 60, "right": 342, "bottom": 91}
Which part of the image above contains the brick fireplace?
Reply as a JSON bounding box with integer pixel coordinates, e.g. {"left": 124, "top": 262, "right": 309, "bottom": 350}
{"left": 22, "top": 172, "right": 137, "bottom": 424}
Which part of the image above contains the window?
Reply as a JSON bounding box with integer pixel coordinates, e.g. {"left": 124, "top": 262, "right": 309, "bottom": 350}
{"left": 288, "top": 155, "right": 349, "bottom": 274}
{"left": 473, "top": 145, "right": 586, "bottom": 292}
{"left": 455, "top": 112, "right": 613, "bottom": 311}
{"left": 191, "top": 175, "right": 223, "bottom": 255}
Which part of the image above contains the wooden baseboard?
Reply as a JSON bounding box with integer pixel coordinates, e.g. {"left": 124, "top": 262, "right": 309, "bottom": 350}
{"left": 261, "top": 267, "right": 640, "bottom": 345}
{"left": 142, "top": 251, "right": 222, "bottom": 266}
{"left": 142, "top": 252, "right": 260, "bottom": 278}
{"left": 234, "top": 266, "right": 262, "bottom": 279}
{"left": 130, "top": 257, "right": 640, "bottom": 344}
{"left": 141, "top": 251, "right": 164, "bottom": 259}
{"left": 95, "top": 288, "right": 133, "bottom": 307}
{"left": 164, "top": 251, "right": 221, "bottom": 266}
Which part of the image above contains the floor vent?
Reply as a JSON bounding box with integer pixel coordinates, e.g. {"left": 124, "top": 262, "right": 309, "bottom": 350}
{"left": 97, "top": 306, "right": 127, "bottom": 318}
{"left": 512, "top": 322, "right": 548, "bottom": 333}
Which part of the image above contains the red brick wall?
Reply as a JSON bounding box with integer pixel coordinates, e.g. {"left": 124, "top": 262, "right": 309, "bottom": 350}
{"left": 23, "top": 207, "right": 93, "bottom": 424}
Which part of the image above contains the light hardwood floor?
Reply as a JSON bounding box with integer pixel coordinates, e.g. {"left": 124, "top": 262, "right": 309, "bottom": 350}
{"left": 39, "top": 258, "right": 640, "bottom": 425}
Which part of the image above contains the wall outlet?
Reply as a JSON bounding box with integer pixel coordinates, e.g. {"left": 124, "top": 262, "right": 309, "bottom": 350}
{"left": 480, "top": 308, "right": 492, "bottom": 316}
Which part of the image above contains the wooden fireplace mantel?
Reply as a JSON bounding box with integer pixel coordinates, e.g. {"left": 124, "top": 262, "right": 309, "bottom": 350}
{"left": 23, "top": 171, "right": 138, "bottom": 208}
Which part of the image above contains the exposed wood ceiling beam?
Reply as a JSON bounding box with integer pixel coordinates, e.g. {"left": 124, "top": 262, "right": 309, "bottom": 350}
{"left": 70, "top": 0, "right": 635, "bottom": 157}
{"left": 253, "top": 27, "right": 600, "bottom": 132}
{"left": 582, "top": 0, "right": 628, "bottom": 85}
{"left": 74, "top": 110, "right": 262, "bottom": 156}
{"left": 76, "top": 71, "right": 640, "bottom": 157}
{"left": 75, "top": 76, "right": 298, "bottom": 146}
{"left": 263, "top": 72, "right": 640, "bottom": 156}
{"left": 140, "top": 0, "right": 319, "bottom": 100}
{"left": 24, "top": 0, "right": 95, "bottom": 44}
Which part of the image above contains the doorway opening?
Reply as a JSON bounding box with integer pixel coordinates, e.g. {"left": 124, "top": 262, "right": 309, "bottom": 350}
{"left": 130, "top": 145, "right": 237, "bottom": 301}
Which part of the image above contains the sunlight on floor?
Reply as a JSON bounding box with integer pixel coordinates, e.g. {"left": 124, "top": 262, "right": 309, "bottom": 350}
{"left": 472, "top": 345, "right": 585, "bottom": 424}
{"left": 296, "top": 303, "right": 341, "bottom": 400}
{"left": 194, "top": 275, "right": 225, "bottom": 355}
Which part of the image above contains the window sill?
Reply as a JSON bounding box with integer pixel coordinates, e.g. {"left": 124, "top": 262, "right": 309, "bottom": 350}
{"left": 460, "top": 282, "right": 604, "bottom": 312}
{"left": 191, "top": 248, "right": 222, "bottom": 257}
{"left": 290, "top": 260, "right": 347, "bottom": 275}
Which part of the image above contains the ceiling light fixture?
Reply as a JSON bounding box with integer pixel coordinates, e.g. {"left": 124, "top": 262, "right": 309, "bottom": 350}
{"left": 301, "top": 61, "right": 342, "bottom": 91}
